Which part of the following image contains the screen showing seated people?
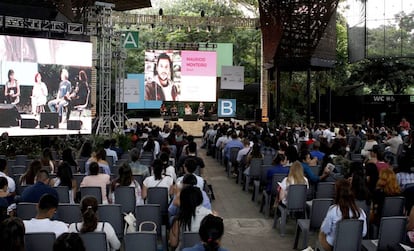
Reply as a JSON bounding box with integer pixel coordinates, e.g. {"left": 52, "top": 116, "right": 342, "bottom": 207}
{"left": 0, "top": 35, "right": 93, "bottom": 136}
{"left": 144, "top": 50, "right": 217, "bottom": 102}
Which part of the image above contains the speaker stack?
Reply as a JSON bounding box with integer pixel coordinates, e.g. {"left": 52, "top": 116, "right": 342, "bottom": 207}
{"left": 40, "top": 112, "right": 59, "bottom": 129}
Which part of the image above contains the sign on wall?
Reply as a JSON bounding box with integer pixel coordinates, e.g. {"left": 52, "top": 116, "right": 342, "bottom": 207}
{"left": 221, "top": 66, "right": 244, "bottom": 90}
{"left": 218, "top": 99, "right": 236, "bottom": 117}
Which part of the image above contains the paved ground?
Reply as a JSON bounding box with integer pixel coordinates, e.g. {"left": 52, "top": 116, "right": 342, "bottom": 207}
{"left": 197, "top": 140, "right": 318, "bottom": 251}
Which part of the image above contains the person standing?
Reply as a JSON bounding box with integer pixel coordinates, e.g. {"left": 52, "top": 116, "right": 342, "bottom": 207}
{"left": 48, "top": 69, "right": 71, "bottom": 122}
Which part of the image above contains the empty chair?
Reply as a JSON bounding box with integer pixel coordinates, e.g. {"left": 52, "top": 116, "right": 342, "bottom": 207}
{"left": 11, "top": 165, "right": 26, "bottom": 175}
{"left": 273, "top": 184, "right": 308, "bottom": 236}
{"left": 244, "top": 158, "right": 263, "bottom": 191}
{"left": 124, "top": 232, "right": 157, "bottom": 251}
{"left": 146, "top": 187, "right": 169, "bottom": 222}
{"left": 114, "top": 186, "right": 136, "bottom": 214}
{"left": 382, "top": 196, "right": 405, "bottom": 217}
{"left": 315, "top": 182, "right": 335, "bottom": 199}
{"left": 135, "top": 204, "right": 166, "bottom": 249}
{"left": 316, "top": 219, "right": 364, "bottom": 251}
{"left": 98, "top": 204, "right": 124, "bottom": 240}
{"left": 226, "top": 147, "right": 240, "bottom": 177}
{"left": 362, "top": 216, "right": 407, "bottom": 251}
{"left": 80, "top": 232, "right": 108, "bottom": 251}
{"left": 80, "top": 186, "right": 102, "bottom": 204}
{"left": 55, "top": 203, "right": 82, "bottom": 224}
{"left": 16, "top": 202, "right": 37, "bottom": 220}
{"left": 181, "top": 231, "right": 200, "bottom": 250}
{"left": 15, "top": 155, "right": 28, "bottom": 166}
{"left": 252, "top": 165, "right": 273, "bottom": 202}
{"left": 293, "top": 198, "right": 334, "bottom": 249}
{"left": 25, "top": 232, "right": 55, "bottom": 251}
{"left": 54, "top": 186, "right": 70, "bottom": 203}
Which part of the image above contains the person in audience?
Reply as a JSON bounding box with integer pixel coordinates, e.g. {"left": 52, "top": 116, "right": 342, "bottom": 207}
{"left": 245, "top": 143, "right": 263, "bottom": 171}
{"left": 0, "top": 177, "right": 8, "bottom": 199}
{"left": 23, "top": 194, "right": 68, "bottom": 238}
{"left": 141, "top": 135, "right": 160, "bottom": 159}
{"left": 182, "top": 214, "right": 228, "bottom": 251}
{"left": 310, "top": 140, "right": 325, "bottom": 161}
{"left": 223, "top": 132, "right": 244, "bottom": 171}
{"left": 319, "top": 179, "right": 367, "bottom": 251}
{"left": 177, "top": 142, "right": 205, "bottom": 177}
{"left": 19, "top": 160, "right": 42, "bottom": 185}
{"left": 278, "top": 161, "right": 309, "bottom": 206}
{"left": 0, "top": 194, "right": 9, "bottom": 223}
{"left": 80, "top": 162, "right": 110, "bottom": 204}
{"left": 103, "top": 139, "right": 118, "bottom": 164}
{"left": 160, "top": 152, "right": 177, "bottom": 183}
{"left": 371, "top": 168, "right": 401, "bottom": 225}
{"left": 0, "top": 159, "right": 16, "bottom": 200}
{"left": 0, "top": 217, "right": 25, "bottom": 251}
{"left": 350, "top": 163, "right": 371, "bottom": 203}
{"left": 266, "top": 154, "right": 289, "bottom": 193}
{"left": 177, "top": 158, "right": 204, "bottom": 190}
{"left": 142, "top": 159, "right": 174, "bottom": 200}
{"left": 361, "top": 132, "right": 378, "bottom": 158}
{"left": 50, "top": 162, "right": 77, "bottom": 204}
{"left": 61, "top": 148, "right": 78, "bottom": 172}
{"left": 169, "top": 185, "right": 212, "bottom": 249}
{"left": 299, "top": 150, "right": 330, "bottom": 184}
{"left": 169, "top": 174, "right": 211, "bottom": 224}
{"left": 128, "top": 147, "right": 150, "bottom": 177}
{"left": 68, "top": 196, "right": 121, "bottom": 251}
{"left": 40, "top": 148, "right": 55, "bottom": 173}
{"left": 20, "top": 169, "right": 58, "bottom": 203}
{"left": 364, "top": 162, "right": 379, "bottom": 195}
{"left": 31, "top": 72, "right": 48, "bottom": 115}
{"left": 53, "top": 232, "right": 86, "bottom": 251}
{"left": 395, "top": 156, "right": 414, "bottom": 191}
{"left": 85, "top": 149, "right": 110, "bottom": 175}
{"left": 110, "top": 163, "right": 144, "bottom": 206}
{"left": 79, "top": 141, "right": 93, "bottom": 160}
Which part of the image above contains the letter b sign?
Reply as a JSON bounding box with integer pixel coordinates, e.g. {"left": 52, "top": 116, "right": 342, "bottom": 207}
{"left": 218, "top": 99, "right": 236, "bottom": 118}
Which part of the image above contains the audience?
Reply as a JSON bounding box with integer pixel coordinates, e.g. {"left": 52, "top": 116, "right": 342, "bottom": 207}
{"left": 23, "top": 193, "right": 68, "bottom": 238}
{"left": 128, "top": 147, "right": 150, "bottom": 177}
{"left": 20, "top": 169, "right": 58, "bottom": 203}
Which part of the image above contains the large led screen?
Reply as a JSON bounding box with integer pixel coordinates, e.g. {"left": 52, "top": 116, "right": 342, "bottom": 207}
{"left": 144, "top": 50, "right": 217, "bottom": 102}
{"left": 0, "top": 35, "right": 93, "bottom": 136}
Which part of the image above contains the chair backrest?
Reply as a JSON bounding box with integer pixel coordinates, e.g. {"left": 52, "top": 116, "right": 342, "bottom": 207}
{"left": 16, "top": 202, "right": 37, "bottom": 220}
{"left": 259, "top": 165, "right": 273, "bottom": 188}
{"left": 73, "top": 174, "right": 86, "bottom": 190}
{"left": 270, "top": 173, "right": 288, "bottom": 195}
{"left": 98, "top": 204, "right": 124, "bottom": 240}
{"left": 25, "top": 232, "right": 55, "bottom": 251}
{"left": 80, "top": 186, "right": 102, "bottom": 204}
{"left": 15, "top": 155, "right": 28, "bottom": 166}
{"left": 229, "top": 147, "right": 240, "bottom": 163}
{"left": 315, "top": 182, "right": 335, "bottom": 199}
{"left": 377, "top": 216, "right": 407, "bottom": 251}
{"left": 382, "top": 196, "right": 405, "bottom": 217}
{"left": 146, "top": 187, "right": 169, "bottom": 217}
{"left": 309, "top": 198, "right": 334, "bottom": 229}
{"left": 355, "top": 200, "right": 371, "bottom": 220}
{"left": 133, "top": 175, "right": 144, "bottom": 188}
{"left": 182, "top": 231, "right": 200, "bottom": 249}
{"left": 135, "top": 204, "right": 161, "bottom": 236}
{"left": 106, "top": 155, "right": 114, "bottom": 168}
{"left": 54, "top": 186, "right": 70, "bottom": 203}
{"left": 249, "top": 158, "right": 263, "bottom": 178}
{"left": 11, "top": 165, "right": 27, "bottom": 175}
{"left": 139, "top": 151, "right": 154, "bottom": 166}
{"left": 124, "top": 232, "right": 157, "bottom": 251}
{"left": 286, "top": 184, "right": 308, "bottom": 212}
{"left": 77, "top": 159, "right": 86, "bottom": 173}
{"left": 80, "top": 232, "right": 108, "bottom": 251}
{"left": 263, "top": 154, "right": 274, "bottom": 165}
{"left": 333, "top": 219, "right": 363, "bottom": 251}
{"left": 114, "top": 186, "right": 136, "bottom": 214}
{"left": 56, "top": 203, "right": 82, "bottom": 224}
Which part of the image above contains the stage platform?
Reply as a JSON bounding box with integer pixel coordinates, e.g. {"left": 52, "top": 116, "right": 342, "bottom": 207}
{"left": 127, "top": 118, "right": 251, "bottom": 137}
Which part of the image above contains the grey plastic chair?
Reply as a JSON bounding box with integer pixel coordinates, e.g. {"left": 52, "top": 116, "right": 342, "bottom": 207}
{"left": 273, "top": 184, "right": 308, "bottom": 236}
{"left": 135, "top": 204, "right": 167, "bottom": 250}
{"left": 362, "top": 216, "right": 407, "bottom": 251}
{"left": 315, "top": 182, "right": 335, "bottom": 199}
{"left": 56, "top": 203, "right": 81, "bottom": 224}
{"left": 73, "top": 174, "right": 86, "bottom": 190}
{"left": 25, "top": 232, "right": 55, "bottom": 251}
{"left": 181, "top": 231, "right": 200, "bottom": 250}
{"left": 114, "top": 186, "right": 136, "bottom": 214}
{"left": 54, "top": 186, "right": 70, "bottom": 203}
{"left": 15, "top": 155, "right": 28, "bottom": 166}
{"left": 244, "top": 158, "right": 263, "bottom": 191}
{"left": 124, "top": 232, "right": 157, "bottom": 251}
{"left": 382, "top": 196, "right": 405, "bottom": 217}
{"left": 263, "top": 154, "right": 274, "bottom": 165}
{"left": 293, "top": 198, "right": 333, "bottom": 249}
{"left": 146, "top": 187, "right": 169, "bottom": 221}
{"left": 11, "top": 165, "right": 26, "bottom": 175}
{"left": 80, "top": 232, "right": 108, "bottom": 251}
{"left": 80, "top": 186, "right": 102, "bottom": 204}
{"left": 98, "top": 204, "right": 124, "bottom": 240}
{"left": 227, "top": 147, "right": 240, "bottom": 177}
{"left": 252, "top": 165, "right": 273, "bottom": 202}
{"left": 316, "top": 219, "right": 364, "bottom": 251}
{"left": 16, "top": 202, "right": 37, "bottom": 220}
{"left": 260, "top": 173, "right": 287, "bottom": 217}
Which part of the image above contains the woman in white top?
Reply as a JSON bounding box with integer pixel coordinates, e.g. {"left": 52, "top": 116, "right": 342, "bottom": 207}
{"left": 319, "top": 179, "right": 367, "bottom": 251}
{"left": 110, "top": 163, "right": 144, "bottom": 206}
{"left": 50, "top": 162, "right": 77, "bottom": 204}
{"left": 278, "top": 161, "right": 309, "bottom": 205}
{"left": 142, "top": 159, "right": 174, "bottom": 199}
{"left": 31, "top": 72, "right": 48, "bottom": 115}
{"left": 169, "top": 185, "right": 212, "bottom": 250}
{"left": 68, "top": 196, "right": 121, "bottom": 251}
{"left": 160, "top": 152, "right": 177, "bottom": 183}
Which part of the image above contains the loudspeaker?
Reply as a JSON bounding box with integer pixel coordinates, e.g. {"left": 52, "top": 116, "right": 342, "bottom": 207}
{"left": 21, "top": 119, "right": 38, "bottom": 128}
{"left": 184, "top": 114, "right": 198, "bottom": 121}
{"left": 204, "top": 115, "right": 218, "bottom": 121}
{"left": 0, "top": 104, "right": 21, "bottom": 127}
{"left": 143, "top": 117, "right": 150, "bottom": 121}
{"left": 170, "top": 116, "right": 178, "bottom": 121}
{"left": 40, "top": 112, "right": 59, "bottom": 129}
{"left": 67, "top": 120, "right": 82, "bottom": 130}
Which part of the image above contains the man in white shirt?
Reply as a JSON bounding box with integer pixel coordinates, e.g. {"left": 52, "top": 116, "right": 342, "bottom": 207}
{"left": 0, "top": 158, "right": 15, "bottom": 196}
{"left": 24, "top": 194, "right": 68, "bottom": 238}
{"left": 104, "top": 139, "right": 118, "bottom": 163}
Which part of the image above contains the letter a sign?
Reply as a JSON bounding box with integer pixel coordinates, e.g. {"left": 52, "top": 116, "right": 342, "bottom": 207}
{"left": 123, "top": 31, "right": 139, "bottom": 48}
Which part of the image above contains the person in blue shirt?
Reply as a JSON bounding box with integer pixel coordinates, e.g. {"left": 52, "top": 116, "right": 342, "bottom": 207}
{"left": 310, "top": 140, "right": 325, "bottom": 161}
{"left": 20, "top": 169, "right": 58, "bottom": 203}
{"left": 48, "top": 69, "right": 71, "bottom": 122}
{"left": 299, "top": 150, "right": 330, "bottom": 184}
{"left": 223, "top": 132, "right": 244, "bottom": 162}
{"left": 266, "top": 154, "right": 290, "bottom": 193}
{"left": 182, "top": 214, "right": 228, "bottom": 251}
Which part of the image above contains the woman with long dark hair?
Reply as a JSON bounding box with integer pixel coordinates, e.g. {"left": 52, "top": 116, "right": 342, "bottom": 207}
{"left": 19, "top": 160, "right": 42, "bottom": 185}
{"left": 110, "top": 163, "right": 144, "bottom": 206}
{"left": 68, "top": 196, "right": 120, "bottom": 251}
{"left": 169, "top": 186, "right": 212, "bottom": 250}
{"left": 51, "top": 162, "right": 77, "bottom": 204}
{"left": 319, "top": 179, "right": 367, "bottom": 251}
{"left": 0, "top": 217, "right": 25, "bottom": 251}
{"left": 142, "top": 159, "right": 174, "bottom": 199}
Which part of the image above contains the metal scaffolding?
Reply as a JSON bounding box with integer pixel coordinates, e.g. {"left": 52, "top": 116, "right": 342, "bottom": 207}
{"left": 112, "top": 34, "right": 127, "bottom": 133}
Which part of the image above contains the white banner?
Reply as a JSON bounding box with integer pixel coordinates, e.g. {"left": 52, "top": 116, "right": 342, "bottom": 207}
{"left": 221, "top": 66, "right": 244, "bottom": 90}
